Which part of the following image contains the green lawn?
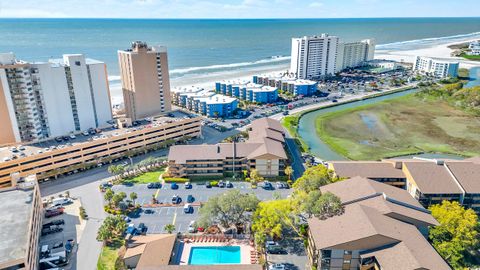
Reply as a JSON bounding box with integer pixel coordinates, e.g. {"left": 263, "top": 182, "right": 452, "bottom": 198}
{"left": 123, "top": 168, "right": 165, "bottom": 184}
{"left": 461, "top": 53, "right": 480, "bottom": 61}
{"left": 315, "top": 94, "right": 480, "bottom": 160}
{"left": 97, "top": 243, "right": 125, "bottom": 270}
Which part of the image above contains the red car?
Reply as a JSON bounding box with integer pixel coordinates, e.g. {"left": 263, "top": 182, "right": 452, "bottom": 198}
{"left": 45, "top": 208, "right": 64, "bottom": 218}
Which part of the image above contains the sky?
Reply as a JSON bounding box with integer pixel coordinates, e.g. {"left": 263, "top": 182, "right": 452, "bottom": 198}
{"left": 0, "top": 0, "right": 479, "bottom": 19}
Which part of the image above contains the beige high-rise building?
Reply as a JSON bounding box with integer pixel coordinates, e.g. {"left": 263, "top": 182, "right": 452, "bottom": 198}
{"left": 118, "top": 41, "right": 172, "bottom": 120}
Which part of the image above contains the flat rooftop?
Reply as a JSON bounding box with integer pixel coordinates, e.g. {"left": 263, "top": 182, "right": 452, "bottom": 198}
{"left": 0, "top": 110, "right": 196, "bottom": 163}
{"left": 0, "top": 187, "right": 34, "bottom": 265}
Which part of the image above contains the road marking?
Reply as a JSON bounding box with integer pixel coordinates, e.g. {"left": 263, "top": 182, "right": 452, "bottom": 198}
{"left": 154, "top": 188, "right": 160, "bottom": 199}
{"left": 172, "top": 209, "right": 177, "bottom": 225}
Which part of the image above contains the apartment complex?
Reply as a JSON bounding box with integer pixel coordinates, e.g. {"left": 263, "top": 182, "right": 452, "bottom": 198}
{"left": 253, "top": 73, "right": 318, "bottom": 96}
{"left": 329, "top": 158, "right": 480, "bottom": 212}
{"left": 290, "top": 34, "right": 340, "bottom": 79}
{"left": 0, "top": 112, "right": 201, "bottom": 187}
{"left": 168, "top": 118, "right": 287, "bottom": 178}
{"left": 290, "top": 34, "right": 376, "bottom": 79}
{"left": 118, "top": 41, "right": 172, "bottom": 120}
{"left": 307, "top": 177, "right": 450, "bottom": 270}
{"left": 468, "top": 40, "right": 480, "bottom": 55}
{"left": 0, "top": 175, "right": 42, "bottom": 270}
{"left": 413, "top": 56, "right": 459, "bottom": 78}
{"left": 0, "top": 53, "right": 112, "bottom": 146}
{"left": 336, "top": 39, "right": 376, "bottom": 72}
{"left": 171, "top": 86, "right": 238, "bottom": 118}
{"left": 215, "top": 80, "right": 278, "bottom": 103}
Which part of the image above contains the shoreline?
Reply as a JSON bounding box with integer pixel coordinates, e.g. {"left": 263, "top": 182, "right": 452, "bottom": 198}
{"left": 376, "top": 38, "right": 480, "bottom": 69}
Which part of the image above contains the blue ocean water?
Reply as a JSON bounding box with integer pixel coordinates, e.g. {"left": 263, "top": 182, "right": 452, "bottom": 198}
{"left": 1, "top": 18, "right": 479, "bottom": 85}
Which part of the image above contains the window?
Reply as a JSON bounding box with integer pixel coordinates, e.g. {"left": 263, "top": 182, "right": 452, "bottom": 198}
{"left": 343, "top": 259, "right": 351, "bottom": 264}
{"left": 344, "top": 250, "right": 352, "bottom": 255}
{"left": 75, "top": 61, "right": 81, "bottom": 66}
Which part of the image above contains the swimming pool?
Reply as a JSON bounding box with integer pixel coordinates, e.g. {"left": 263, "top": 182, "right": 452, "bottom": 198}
{"left": 188, "top": 246, "right": 241, "bottom": 265}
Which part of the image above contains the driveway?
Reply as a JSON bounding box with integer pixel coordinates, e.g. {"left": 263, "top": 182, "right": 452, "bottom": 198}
{"left": 267, "top": 237, "right": 308, "bottom": 270}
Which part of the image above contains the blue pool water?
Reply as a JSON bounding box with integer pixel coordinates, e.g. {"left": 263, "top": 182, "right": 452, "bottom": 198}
{"left": 188, "top": 246, "right": 241, "bottom": 265}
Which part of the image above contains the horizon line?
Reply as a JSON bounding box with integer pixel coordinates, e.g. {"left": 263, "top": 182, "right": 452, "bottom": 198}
{"left": 1, "top": 16, "right": 480, "bottom": 20}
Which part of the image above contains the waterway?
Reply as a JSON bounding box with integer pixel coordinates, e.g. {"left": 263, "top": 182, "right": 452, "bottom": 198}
{"left": 298, "top": 66, "right": 480, "bottom": 161}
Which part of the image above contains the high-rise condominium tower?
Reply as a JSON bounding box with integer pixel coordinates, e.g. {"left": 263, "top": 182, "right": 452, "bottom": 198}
{"left": 0, "top": 53, "right": 112, "bottom": 145}
{"left": 290, "top": 34, "right": 340, "bottom": 80}
{"left": 118, "top": 41, "right": 172, "bottom": 121}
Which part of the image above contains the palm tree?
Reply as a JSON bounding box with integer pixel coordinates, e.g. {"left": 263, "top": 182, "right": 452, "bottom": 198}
{"left": 104, "top": 189, "right": 114, "bottom": 204}
{"left": 164, "top": 224, "right": 176, "bottom": 234}
{"left": 129, "top": 192, "right": 138, "bottom": 205}
{"left": 284, "top": 166, "right": 294, "bottom": 181}
{"left": 107, "top": 165, "right": 118, "bottom": 180}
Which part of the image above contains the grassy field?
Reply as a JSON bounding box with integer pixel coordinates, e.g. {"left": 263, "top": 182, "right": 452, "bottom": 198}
{"left": 123, "top": 168, "right": 165, "bottom": 184}
{"left": 315, "top": 94, "right": 480, "bottom": 160}
{"left": 461, "top": 53, "right": 480, "bottom": 61}
{"left": 97, "top": 242, "right": 125, "bottom": 270}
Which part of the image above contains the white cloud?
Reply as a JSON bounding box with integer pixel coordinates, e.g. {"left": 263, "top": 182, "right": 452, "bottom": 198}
{"left": 309, "top": 1, "right": 323, "bottom": 8}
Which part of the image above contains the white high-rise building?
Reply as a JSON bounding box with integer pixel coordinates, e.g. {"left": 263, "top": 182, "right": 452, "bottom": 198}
{"left": 290, "top": 34, "right": 340, "bottom": 79}
{"left": 413, "top": 56, "right": 459, "bottom": 78}
{"left": 0, "top": 53, "right": 112, "bottom": 145}
{"left": 336, "top": 39, "right": 376, "bottom": 72}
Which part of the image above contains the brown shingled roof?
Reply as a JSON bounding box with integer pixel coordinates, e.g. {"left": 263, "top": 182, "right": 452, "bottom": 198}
{"left": 125, "top": 234, "right": 176, "bottom": 269}
{"left": 330, "top": 161, "right": 405, "bottom": 179}
{"left": 402, "top": 162, "right": 463, "bottom": 194}
{"left": 308, "top": 204, "right": 450, "bottom": 270}
{"left": 445, "top": 161, "right": 480, "bottom": 193}
{"left": 320, "top": 177, "right": 438, "bottom": 227}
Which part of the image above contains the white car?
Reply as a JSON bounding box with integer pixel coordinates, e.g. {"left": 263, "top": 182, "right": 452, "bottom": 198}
{"left": 188, "top": 221, "right": 196, "bottom": 233}
{"left": 82, "top": 130, "right": 90, "bottom": 136}
{"left": 69, "top": 134, "right": 76, "bottom": 139}
{"left": 269, "top": 264, "right": 286, "bottom": 270}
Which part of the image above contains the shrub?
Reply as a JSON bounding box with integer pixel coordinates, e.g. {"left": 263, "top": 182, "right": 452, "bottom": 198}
{"left": 79, "top": 206, "right": 88, "bottom": 220}
{"left": 287, "top": 180, "right": 293, "bottom": 186}
{"left": 210, "top": 181, "right": 219, "bottom": 187}
{"left": 163, "top": 177, "right": 189, "bottom": 183}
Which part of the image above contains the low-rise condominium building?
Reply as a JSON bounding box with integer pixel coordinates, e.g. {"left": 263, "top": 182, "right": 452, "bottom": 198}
{"left": 171, "top": 86, "right": 238, "bottom": 118}
{"left": 0, "top": 111, "right": 201, "bottom": 187}
{"left": 215, "top": 80, "right": 278, "bottom": 103}
{"left": 468, "top": 40, "right": 480, "bottom": 55}
{"left": 167, "top": 118, "right": 287, "bottom": 178}
{"left": 413, "top": 56, "right": 459, "bottom": 78}
{"left": 0, "top": 174, "right": 42, "bottom": 270}
{"left": 329, "top": 157, "right": 480, "bottom": 212}
{"left": 0, "top": 52, "right": 112, "bottom": 146}
{"left": 253, "top": 73, "right": 318, "bottom": 96}
{"left": 307, "top": 177, "right": 450, "bottom": 270}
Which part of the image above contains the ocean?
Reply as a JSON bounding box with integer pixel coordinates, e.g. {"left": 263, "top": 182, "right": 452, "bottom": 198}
{"left": 1, "top": 17, "right": 480, "bottom": 102}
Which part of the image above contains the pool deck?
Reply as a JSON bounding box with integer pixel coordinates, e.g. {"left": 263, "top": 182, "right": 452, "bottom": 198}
{"left": 179, "top": 239, "right": 254, "bottom": 265}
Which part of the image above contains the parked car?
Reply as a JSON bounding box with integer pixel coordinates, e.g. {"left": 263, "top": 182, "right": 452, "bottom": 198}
{"left": 52, "top": 198, "right": 72, "bottom": 207}
{"left": 266, "top": 246, "right": 286, "bottom": 254}
{"left": 170, "top": 182, "right": 179, "bottom": 190}
{"left": 263, "top": 181, "right": 274, "bottom": 190}
{"left": 218, "top": 180, "right": 225, "bottom": 188}
{"left": 54, "top": 137, "right": 63, "bottom": 142}
{"left": 205, "top": 182, "right": 212, "bottom": 188}
{"left": 52, "top": 241, "right": 63, "bottom": 249}
{"left": 69, "top": 134, "right": 76, "bottom": 139}
{"left": 172, "top": 195, "right": 181, "bottom": 204}
{"left": 143, "top": 209, "right": 154, "bottom": 214}
{"left": 45, "top": 209, "right": 64, "bottom": 218}
{"left": 188, "top": 221, "right": 196, "bottom": 233}
{"left": 183, "top": 204, "right": 193, "bottom": 214}
{"left": 138, "top": 223, "right": 147, "bottom": 235}
{"left": 269, "top": 263, "right": 286, "bottom": 270}
{"left": 184, "top": 182, "right": 192, "bottom": 189}
{"left": 187, "top": 195, "right": 194, "bottom": 203}
{"left": 147, "top": 182, "right": 161, "bottom": 189}
{"left": 41, "top": 225, "right": 63, "bottom": 236}
{"left": 42, "top": 219, "right": 65, "bottom": 228}
{"left": 275, "top": 182, "right": 284, "bottom": 189}
{"left": 126, "top": 224, "right": 137, "bottom": 235}
{"left": 226, "top": 181, "right": 233, "bottom": 188}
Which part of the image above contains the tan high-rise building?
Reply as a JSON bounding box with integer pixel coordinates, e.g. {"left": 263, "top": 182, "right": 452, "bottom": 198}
{"left": 118, "top": 41, "right": 172, "bottom": 120}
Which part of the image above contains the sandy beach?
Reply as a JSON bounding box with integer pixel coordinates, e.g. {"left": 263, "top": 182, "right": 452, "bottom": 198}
{"left": 376, "top": 38, "right": 480, "bottom": 69}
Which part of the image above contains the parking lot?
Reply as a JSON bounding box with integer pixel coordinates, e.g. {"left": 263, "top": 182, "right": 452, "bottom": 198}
{"left": 112, "top": 181, "right": 292, "bottom": 234}
{"left": 39, "top": 198, "right": 84, "bottom": 270}
{"left": 267, "top": 238, "right": 308, "bottom": 270}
